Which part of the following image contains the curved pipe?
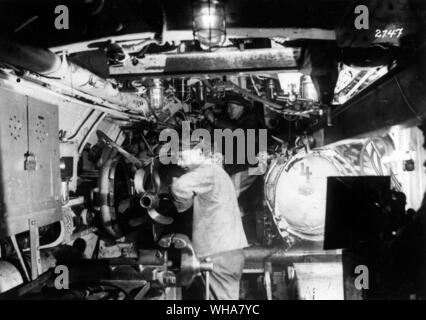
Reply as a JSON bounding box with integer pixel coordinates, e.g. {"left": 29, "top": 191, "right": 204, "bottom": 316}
{"left": 22, "top": 221, "right": 66, "bottom": 252}
{"left": 40, "top": 221, "right": 66, "bottom": 249}
{"left": 99, "top": 158, "right": 123, "bottom": 239}
{"left": 147, "top": 208, "right": 173, "bottom": 225}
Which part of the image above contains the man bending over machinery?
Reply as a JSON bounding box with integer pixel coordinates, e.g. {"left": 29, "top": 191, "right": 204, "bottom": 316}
{"left": 171, "top": 140, "right": 248, "bottom": 300}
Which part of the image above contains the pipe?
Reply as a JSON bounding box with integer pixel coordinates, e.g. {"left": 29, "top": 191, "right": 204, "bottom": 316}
{"left": 0, "top": 38, "right": 60, "bottom": 74}
{"left": 243, "top": 246, "right": 341, "bottom": 263}
{"left": 96, "top": 130, "right": 144, "bottom": 168}
{"left": 78, "top": 113, "right": 107, "bottom": 154}
{"left": 226, "top": 82, "right": 311, "bottom": 118}
{"left": 140, "top": 193, "right": 156, "bottom": 209}
{"left": 99, "top": 158, "right": 123, "bottom": 239}
{"left": 40, "top": 221, "right": 66, "bottom": 250}
{"left": 0, "top": 71, "right": 140, "bottom": 121}
{"left": 22, "top": 221, "right": 66, "bottom": 252}
{"left": 265, "top": 78, "right": 277, "bottom": 101}
{"left": 0, "top": 37, "right": 149, "bottom": 114}
{"left": 139, "top": 193, "right": 174, "bottom": 225}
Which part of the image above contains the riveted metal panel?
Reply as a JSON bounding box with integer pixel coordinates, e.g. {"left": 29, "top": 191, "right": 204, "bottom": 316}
{"left": 0, "top": 89, "right": 30, "bottom": 237}
{"left": 0, "top": 88, "right": 61, "bottom": 238}
{"left": 27, "top": 97, "right": 61, "bottom": 216}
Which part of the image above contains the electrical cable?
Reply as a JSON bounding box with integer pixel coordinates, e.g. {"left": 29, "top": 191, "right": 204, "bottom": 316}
{"left": 66, "top": 110, "right": 95, "bottom": 141}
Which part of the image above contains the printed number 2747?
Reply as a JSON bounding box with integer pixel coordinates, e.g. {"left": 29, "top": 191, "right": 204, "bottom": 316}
{"left": 375, "top": 28, "right": 404, "bottom": 38}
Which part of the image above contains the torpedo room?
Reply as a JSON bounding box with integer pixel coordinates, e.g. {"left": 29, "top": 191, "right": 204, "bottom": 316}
{"left": 0, "top": 0, "right": 426, "bottom": 301}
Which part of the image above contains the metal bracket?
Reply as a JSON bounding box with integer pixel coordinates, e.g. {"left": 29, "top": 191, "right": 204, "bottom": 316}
{"left": 24, "top": 152, "right": 37, "bottom": 171}
{"left": 10, "top": 235, "right": 30, "bottom": 282}
{"left": 29, "top": 219, "right": 42, "bottom": 280}
{"left": 158, "top": 233, "right": 213, "bottom": 287}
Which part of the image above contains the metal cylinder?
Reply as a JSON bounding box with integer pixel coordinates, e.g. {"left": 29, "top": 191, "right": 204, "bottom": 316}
{"left": 140, "top": 193, "right": 158, "bottom": 209}
{"left": 137, "top": 250, "right": 166, "bottom": 265}
{"left": 194, "top": 81, "right": 206, "bottom": 106}
{"left": 61, "top": 181, "right": 70, "bottom": 205}
{"left": 149, "top": 79, "right": 164, "bottom": 110}
{"left": 300, "top": 75, "right": 318, "bottom": 101}
{"left": 266, "top": 78, "right": 277, "bottom": 101}
{"left": 0, "top": 39, "right": 61, "bottom": 74}
{"left": 0, "top": 37, "right": 148, "bottom": 114}
{"left": 238, "top": 76, "right": 247, "bottom": 89}
{"left": 173, "top": 78, "right": 190, "bottom": 102}
{"left": 243, "top": 246, "right": 341, "bottom": 263}
{"left": 264, "top": 149, "right": 357, "bottom": 241}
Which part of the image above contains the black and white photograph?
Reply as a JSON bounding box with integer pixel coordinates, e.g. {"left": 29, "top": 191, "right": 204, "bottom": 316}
{"left": 0, "top": 0, "right": 425, "bottom": 307}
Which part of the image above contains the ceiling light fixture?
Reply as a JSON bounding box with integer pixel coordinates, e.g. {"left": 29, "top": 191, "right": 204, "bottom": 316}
{"left": 192, "top": 0, "right": 226, "bottom": 50}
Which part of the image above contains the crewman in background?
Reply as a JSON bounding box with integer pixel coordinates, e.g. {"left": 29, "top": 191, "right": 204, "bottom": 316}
{"left": 203, "top": 93, "right": 263, "bottom": 198}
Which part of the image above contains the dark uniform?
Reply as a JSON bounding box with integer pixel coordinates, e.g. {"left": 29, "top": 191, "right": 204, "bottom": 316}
{"left": 205, "top": 94, "right": 264, "bottom": 197}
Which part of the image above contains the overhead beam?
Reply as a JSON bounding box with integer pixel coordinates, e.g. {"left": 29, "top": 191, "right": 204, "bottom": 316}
{"left": 110, "top": 47, "right": 300, "bottom": 78}
{"left": 50, "top": 28, "right": 335, "bottom": 54}
{"left": 162, "top": 28, "right": 336, "bottom": 43}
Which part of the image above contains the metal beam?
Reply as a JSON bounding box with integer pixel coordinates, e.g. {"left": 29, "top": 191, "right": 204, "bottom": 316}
{"left": 49, "top": 28, "right": 335, "bottom": 54}
{"left": 162, "top": 28, "right": 336, "bottom": 43}
{"left": 110, "top": 48, "right": 300, "bottom": 78}
{"left": 310, "top": 49, "right": 426, "bottom": 146}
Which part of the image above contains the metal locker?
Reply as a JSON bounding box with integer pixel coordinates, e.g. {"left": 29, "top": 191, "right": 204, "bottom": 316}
{"left": 0, "top": 88, "right": 61, "bottom": 238}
